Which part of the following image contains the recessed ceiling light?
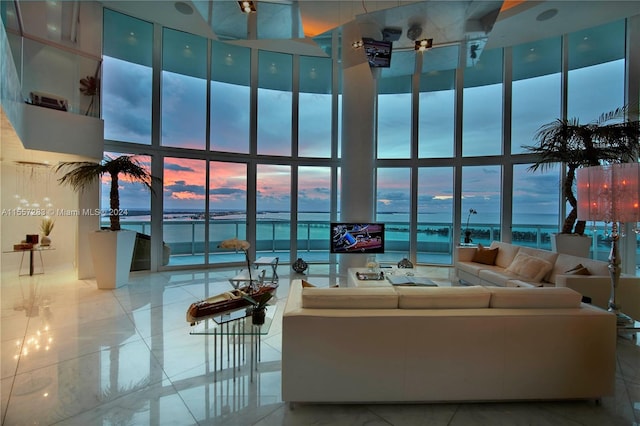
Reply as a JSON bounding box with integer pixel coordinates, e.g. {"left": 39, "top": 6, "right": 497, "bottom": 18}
{"left": 536, "top": 9, "right": 558, "bottom": 22}
{"left": 175, "top": 1, "right": 193, "bottom": 15}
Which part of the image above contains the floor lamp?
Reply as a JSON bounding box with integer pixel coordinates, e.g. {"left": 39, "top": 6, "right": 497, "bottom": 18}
{"left": 577, "top": 163, "right": 639, "bottom": 326}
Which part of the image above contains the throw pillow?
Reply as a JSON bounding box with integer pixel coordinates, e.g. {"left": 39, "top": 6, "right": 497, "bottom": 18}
{"left": 565, "top": 264, "right": 591, "bottom": 275}
{"left": 301, "top": 280, "right": 317, "bottom": 288}
{"left": 505, "top": 252, "right": 553, "bottom": 283}
{"left": 471, "top": 244, "right": 499, "bottom": 265}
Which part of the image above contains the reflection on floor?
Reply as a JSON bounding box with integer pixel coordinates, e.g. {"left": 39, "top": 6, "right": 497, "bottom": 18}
{"left": 1, "top": 265, "right": 639, "bottom": 425}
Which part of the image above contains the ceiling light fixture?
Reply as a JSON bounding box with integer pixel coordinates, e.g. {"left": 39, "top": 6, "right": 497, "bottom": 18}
{"left": 352, "top": 40, "right": 363, "bottom": 49}
{"left": 174, "top": 1, "right": 193, "bottom": 15}
{"left": 415, "top": 38, "right": 433, "bottom": 52}
{"left": 238, "top": 1, "right": 256, "bottom": 13}
{"left": 536, "top": 9, "right": 558, "bottom": 22}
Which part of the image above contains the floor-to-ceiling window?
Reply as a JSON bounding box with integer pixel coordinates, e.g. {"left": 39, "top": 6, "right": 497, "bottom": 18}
{"left": 163, "top": 157, "right": 206, "bottom": 266}
{"left": 461, "top": 165, "right": 502, "bottom": 245}
{"left": 256, "top": 164, "right": 291, "bottom": 261}
{"left": 512, "top": 163, "right": 560, "bottom": 249}
{"left": 417, "top": 167, "right": 454, "bottom": 264}
{"left": 101, "top": 8, "right": 637, "bottom": 270}
{"left": 297, "top": 166, "right": 332, "bottom": 262}
{"left": 376, "top": 167, "right": 411, "bottom": 262}
{"left": 208, "top": 161, "right": 247, "bottom": 264}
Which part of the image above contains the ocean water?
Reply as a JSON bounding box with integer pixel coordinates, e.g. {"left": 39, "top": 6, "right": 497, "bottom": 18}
{"left": 117, "top": 211, "right": 562, "bottom": 245}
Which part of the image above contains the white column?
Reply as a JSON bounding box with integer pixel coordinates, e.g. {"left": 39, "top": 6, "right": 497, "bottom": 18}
{"left": 338, "top": 21, "right": 377, "bottom": 274}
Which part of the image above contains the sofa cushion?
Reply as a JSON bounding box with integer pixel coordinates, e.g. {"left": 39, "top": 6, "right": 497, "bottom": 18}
{"left": 517, "top": 246, "right": 559, "bottom": 265}
{"left": 565, "top": 264, "right": 591, "bottom": 275}
{"left": 395, "top": 286, "right": 491, "bottom": 309}
{"left": 456, "top": 261, "right": 488, "bottom": 278}
{"left": 505, "top": 252, "right": 554, "bottom": 283}
{"left": 550, "top": 254, "right": 609, "bottom": 284}
{"left": 478, "top": 268, "right": 522, "bottom": 287}
{"left": 471, "top": 244, "right": 499, "bottom": 265}
{"left": 302, "top": 287, "right": 398, "bottom": 309}
{"left": 489, "top": 241, "right": 521, "bottom": 268}
{"left": 489, "top": 287, "right": 582, "bottom": 309}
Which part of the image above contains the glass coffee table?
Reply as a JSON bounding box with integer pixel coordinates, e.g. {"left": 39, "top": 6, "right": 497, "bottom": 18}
{"left": 190, "top": 305, "right": 276, "bottom": 382}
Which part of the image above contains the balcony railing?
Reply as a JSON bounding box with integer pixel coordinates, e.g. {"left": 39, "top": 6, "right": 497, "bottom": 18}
{"left": 111, "top": 219, "right": 636, "bottom": 267}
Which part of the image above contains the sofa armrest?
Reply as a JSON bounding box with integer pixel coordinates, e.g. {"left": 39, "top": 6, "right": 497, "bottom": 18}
{"left": 456, "top": 246, "right": 477, "bottom": 262}
{"left": 555, "top": 275, "right": 640, "bottom": 318}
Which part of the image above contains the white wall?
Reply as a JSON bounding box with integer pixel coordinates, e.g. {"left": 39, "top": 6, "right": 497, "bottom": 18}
{"left": 0, "top": 142, "right": 98, "bottom": 275}
{"left": 0, "top": 1, "right": 103, "bottom": 279}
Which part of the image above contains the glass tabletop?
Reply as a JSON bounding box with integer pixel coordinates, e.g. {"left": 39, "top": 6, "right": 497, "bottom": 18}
{"left": 189, "top": 304, "right": 277, "bottom": 336}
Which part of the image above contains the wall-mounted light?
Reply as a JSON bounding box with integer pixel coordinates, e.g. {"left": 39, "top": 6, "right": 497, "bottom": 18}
{"left": 238, "top": 1, "right": 256, "bottom": 13}
{"left": 414, "top": 38, "right": 433, "bottom": 52}
{"left": 352, "top": 40, "right": 363, "bottom": 49}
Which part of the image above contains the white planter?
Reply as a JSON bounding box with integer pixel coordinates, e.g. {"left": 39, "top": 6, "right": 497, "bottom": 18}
{"left": 551, "top": 233, "right": 592, "bottom": 258}
{"left": 88, "top": 230, "right": 136, "bottom": 289}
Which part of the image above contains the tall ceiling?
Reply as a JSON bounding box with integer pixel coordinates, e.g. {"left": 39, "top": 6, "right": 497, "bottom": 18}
{"left": 101, "top": 1, "right": 640, "bottom": 50}
{"left": 98, "top": 0, "right": 640, "bottom": 76}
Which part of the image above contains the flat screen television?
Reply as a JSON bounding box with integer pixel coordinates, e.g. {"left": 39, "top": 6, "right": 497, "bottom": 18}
{"left": 330, "top": 223, "right": 385, "bottom": 254}
{"left": 363, "top": 38, "right": 392, "bottom": 68}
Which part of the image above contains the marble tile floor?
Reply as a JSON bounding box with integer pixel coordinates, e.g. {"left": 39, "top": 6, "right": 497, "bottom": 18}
{"left": 1, "top": 266, "right": 639, "bottom": 426}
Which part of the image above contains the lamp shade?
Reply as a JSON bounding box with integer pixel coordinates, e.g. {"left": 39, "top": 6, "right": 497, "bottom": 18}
{"left": 577, "top": 163, "right": 640, "bottom": 223}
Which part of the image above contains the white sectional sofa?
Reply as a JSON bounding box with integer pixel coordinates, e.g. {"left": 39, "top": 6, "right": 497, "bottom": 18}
{"left": 456, "top": 241, "right": 640, "bottom": 320}
{"left": 282, "top": 280, "right": 616, "bottom": 405}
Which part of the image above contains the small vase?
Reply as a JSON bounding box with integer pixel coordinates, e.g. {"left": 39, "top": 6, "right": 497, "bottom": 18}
{"left": 292, "top": 257, "right": 308, "bottom": 274}
{"left": 252, "top": 308, "right": 266, "bottom": 325}
{"left": 397, "top": 258, "right": 413, "bottom": 268}
{"left": 41, "top": 235, "right": 51, "bottom": 247}
{"left": 464, "top": 231, "right": 472, "bottom": 244}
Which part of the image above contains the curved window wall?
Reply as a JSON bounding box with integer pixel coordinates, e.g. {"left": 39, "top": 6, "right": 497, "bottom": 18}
{"left": 102, "top": 8, "right": 637, "bottom": 270}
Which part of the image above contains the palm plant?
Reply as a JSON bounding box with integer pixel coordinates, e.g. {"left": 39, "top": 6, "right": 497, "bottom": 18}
{"left": 522, "top": 106, "right": 640, "bottom": 235}
{"left": 54, "top": 155, "right": 160, "bottom": 231}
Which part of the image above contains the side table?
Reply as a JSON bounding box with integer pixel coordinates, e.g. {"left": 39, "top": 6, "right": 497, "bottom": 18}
{"left": 3, "top": 246, "right": 55, "bottom": 276}
{"left": 254, "top": 256, "right": 279, "bottom": 282}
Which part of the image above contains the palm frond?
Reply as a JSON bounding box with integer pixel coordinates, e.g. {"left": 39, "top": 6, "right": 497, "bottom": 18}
{"left": 594, "top": 106, "right": 627, "bottom": 126}
{"left": 54, "top": 161, "right": 105, "bottom": 192}
{"left": 54, "top": 155, "right": 161, "bottom": 231}
{"left": 522, "top": 105, "right": 640, "bottom": 234}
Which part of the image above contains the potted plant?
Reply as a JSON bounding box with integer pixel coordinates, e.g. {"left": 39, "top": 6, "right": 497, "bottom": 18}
{"left": 242, "top": 292, "right": 273, "bottom": 325}
{"left": 522, "top": 106, "right": 640, "bottom": 256}
{"left": 464, "top": 208, "right": 477, "bottom": 244}
{"left": 54, "top": 155, "right": 160, "bottom": 289}
{"left": 40, "top": 217, "right": 55, "bottom": 246}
